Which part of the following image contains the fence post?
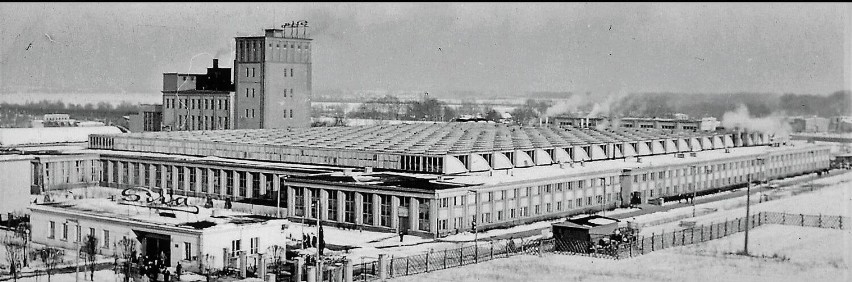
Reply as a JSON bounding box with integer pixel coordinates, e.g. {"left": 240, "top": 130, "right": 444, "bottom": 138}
{"left": 819, "top": 214, "right": 822, "bottom": 228}
{"left": 758, "top": 212, "right": 762, "bottom": 226}
{"left": 840, "top": 216, "right": 843, "bottom": 230}
{"left": 459, "top": 246, "right": 464, "bottom": 266}
{"left": 724, "top": 219, "right": 728, "bottom": 236}
{"left": 709, "top": 223, "right": 713, "bottom": 240}
{"left": 801, "top": 214, "right": 804, "bottom": 227}
{"left": 782, "top": 212, "right": 786, "bottom": 225}
{"left": 443, "top": 249, "right": 447, "bottom": 269}
{"left": 539, "top": 239, "right": 543, "bottom": 257}
{"left": 490, "top": 241, "right": 494, "bottom": 259}
{"left": 651, "top": 233, "right": 655, "bottom": 251}
{"left": 425, "top": 252, "right": 429, "bottom": 273}
{"left": 405, "top": 256, "right": 409, "bottom": 276}
{"left": 672, "top": 231, "right": 676, "bottom": 247}
{"left": 378, "top": 254, "right": 387, "bottom": 282}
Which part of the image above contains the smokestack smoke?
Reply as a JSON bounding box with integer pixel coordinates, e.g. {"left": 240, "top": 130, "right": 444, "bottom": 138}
{"left": 721, "top": 104, "right": 791, "bottom": 138}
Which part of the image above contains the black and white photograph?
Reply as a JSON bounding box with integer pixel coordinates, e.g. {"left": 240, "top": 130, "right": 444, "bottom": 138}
{"left": 0, "top": 3, "right": 850, "bottom": 282}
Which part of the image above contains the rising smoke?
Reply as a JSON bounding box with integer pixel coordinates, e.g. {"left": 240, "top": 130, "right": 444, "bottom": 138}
{"left": 544, "top": 89, "right": 631, "bottom": 118}
{"left": 721, "top": 104, "right": 791, "bottom": 138}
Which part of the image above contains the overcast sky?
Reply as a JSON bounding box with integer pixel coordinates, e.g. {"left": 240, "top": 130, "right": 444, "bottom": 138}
{"left": 0, "top": 3, "right": 849, "bottom": 96}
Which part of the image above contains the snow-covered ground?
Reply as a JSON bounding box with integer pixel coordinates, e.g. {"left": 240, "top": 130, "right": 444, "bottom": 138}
{"left": 634, "top": 171, "right": 852, "bottom": 235}
{"left": 398, "top": 225, "right": 851, "bottom": 282}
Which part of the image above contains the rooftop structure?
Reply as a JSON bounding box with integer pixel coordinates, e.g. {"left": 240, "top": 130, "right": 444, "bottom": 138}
{"left": 89, "top": 123, "right": 766, "bottom": 174}
{"left": 0, "top": 126, "right": 123, "bottom": 147}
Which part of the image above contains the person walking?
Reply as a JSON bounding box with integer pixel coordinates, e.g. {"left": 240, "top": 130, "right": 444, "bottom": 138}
{"left": 175, "top": 263, "right": 182, "bottom": 281}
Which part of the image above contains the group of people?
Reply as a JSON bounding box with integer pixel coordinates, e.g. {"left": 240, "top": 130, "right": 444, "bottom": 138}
{"left": 301, "top": 233, "right": 319, "bottom": 249}
{"left": 135, "top": 254, "right": 181, "bottom": 282}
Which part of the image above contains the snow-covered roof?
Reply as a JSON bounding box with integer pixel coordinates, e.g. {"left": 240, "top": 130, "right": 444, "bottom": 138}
{"left": 31, "top": 198, "right": 288, "bottom": 232}
{"left": 0, "top": 126, "right": 122, "bottom": 147}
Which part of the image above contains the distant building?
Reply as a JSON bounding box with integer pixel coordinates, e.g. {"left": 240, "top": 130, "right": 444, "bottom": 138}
{"left": 161, "top": 59, "right": 235, "bottom": 131}
{"left": 234, "top": 28, "right": 312, "bottom": 129}
{"left": 789, "top": 116, "right": 830, "bottom": 133}
{"left": 31, "top": 114, "right": 105, "bottom": 128}
{"left": 128, "top": 104, "right": 163, "bottom": 132}
{"left": 551, "top": 115, "right": 717, "bottom": 131}
{"left": 829, "top": 116, "right": 852, "bottom": 132}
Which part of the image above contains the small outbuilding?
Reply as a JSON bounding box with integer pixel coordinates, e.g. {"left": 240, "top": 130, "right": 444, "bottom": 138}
{"left": 551, "top": 215, "right": 620, "bottom": 252}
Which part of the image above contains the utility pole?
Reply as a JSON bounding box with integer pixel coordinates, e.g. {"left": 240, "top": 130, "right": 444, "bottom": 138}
{"left": 690, "top": 165, "right": 697, "bottom": 217}
{"left": 316, "top": 199, "right": 322, "bottom": 282}
{"left": 467, "top": 190, "right": 479, "bottom": 260}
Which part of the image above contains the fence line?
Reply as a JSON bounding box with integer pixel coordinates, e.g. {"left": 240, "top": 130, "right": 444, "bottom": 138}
{"left": 355, "top": 211, "right": 847, "bottom": 281}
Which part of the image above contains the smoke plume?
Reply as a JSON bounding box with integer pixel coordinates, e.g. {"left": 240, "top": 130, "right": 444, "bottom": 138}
{"left": 721, "top": 104, "right": 791, "bottom": 138}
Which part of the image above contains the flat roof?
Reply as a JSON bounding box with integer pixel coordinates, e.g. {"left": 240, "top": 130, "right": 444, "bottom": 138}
{"left": 31, "top": 198, "right": 287, "bottom": 232}
{"left": 104, "top": 123, "right": 724, "bottom": 156}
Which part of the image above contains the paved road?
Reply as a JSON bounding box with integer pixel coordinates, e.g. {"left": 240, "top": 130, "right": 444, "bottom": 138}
{"left": 436, "top": 169, "right": 849, "bottom": 243}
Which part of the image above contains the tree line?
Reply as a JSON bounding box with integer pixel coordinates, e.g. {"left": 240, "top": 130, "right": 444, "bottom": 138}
{"left": 0, "top": 99, "right": 139, "bottom": 128}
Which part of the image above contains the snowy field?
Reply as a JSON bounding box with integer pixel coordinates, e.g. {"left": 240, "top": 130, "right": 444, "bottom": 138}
{"left": 399, "top": 225, "right": 851, "bottom": 282}
{"left": 634, "top": 171, "right": 852, "bottom": 235}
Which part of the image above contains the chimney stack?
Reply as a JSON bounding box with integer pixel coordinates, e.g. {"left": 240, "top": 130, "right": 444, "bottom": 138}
{"left": 213, "top": 59, "right": 219, "bottom": 69}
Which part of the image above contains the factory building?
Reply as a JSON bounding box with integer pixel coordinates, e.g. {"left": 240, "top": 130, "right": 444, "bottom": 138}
{"left": 161, "top": 59, "right": 236, "bottom": 131}
{"left": 552, "top": 116, "right": 720, "bottom": 132}
{"left": 69, "top": 123, "right": 829, "bottom": 238}
{"left": 234, "top": 28, "right": 312, "bottom": 129}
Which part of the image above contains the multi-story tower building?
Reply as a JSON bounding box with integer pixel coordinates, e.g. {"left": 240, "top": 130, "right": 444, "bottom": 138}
{"left": 234, "top": 28, "right": 312, "bottom": 129}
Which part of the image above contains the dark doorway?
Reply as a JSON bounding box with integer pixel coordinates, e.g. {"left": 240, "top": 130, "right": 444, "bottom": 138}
{"left": 630, "top": 192, "right": 642, "bottom": 205}
{"left": 134, "top": 230, "right": 172, "bottom": 266}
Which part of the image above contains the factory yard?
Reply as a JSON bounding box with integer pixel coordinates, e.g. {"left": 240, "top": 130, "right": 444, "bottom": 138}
{"left": 398, "top": 225, "right": 850, "bottom": 282}
{"left": 395, "top": 170, "right": 852, "bottom": 281}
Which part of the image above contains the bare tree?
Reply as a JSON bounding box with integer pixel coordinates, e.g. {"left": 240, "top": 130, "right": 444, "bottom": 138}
{"left": 81, "top": 234, "right": 99, "bottom": 281}
{"left": 2, "top": 234, "right": 26, "bottom": 282}
{"left": 114, "top": 237, "right": 136, "bottom": 282}
{"left": 33, "top": 246, "right": 65, "bottom": 282}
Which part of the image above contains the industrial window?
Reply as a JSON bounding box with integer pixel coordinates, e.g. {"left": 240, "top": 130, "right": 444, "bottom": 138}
{"left": 246, "top": 88, "right": 250, "bottom": 98}
{"left": 250, "top": 237, "right": 259, "bottom": 254}
{"left": 189, "top": 167, "right": 197, "bottom": 192}
{"left": 290, "top": 88, "right": 294, "bottom": 98}
{"left": 252, "top": 88, "right": 256, "bottom": 98}
{"left": 379, "top": 195, "right": 391, "bottom": 227}
{"left": 201, "top": 169, "right": 208, "bottom": 193}
{"left": 103, "top": 230, "right": 110, "bottom": 248}
{"left": 46, "top": 221, "right": 54, "bottom": 239}
{"left": 344, "top": 191, "right": 356, "bottom": 223}
{"left": 328, "top": 191, "right": 338, "bottom": 221}
{"left": 283, "top": 89, "right": 287, "bottom": 97}
{"left": 62, "top": 223, "right": 68, "bottom": 240}
{"left": 557, "top": 201, "right": 562, "bottom": 211}
{"left": 251, "top": 172, "right": 260, "bottom": 197}
{"left": 231, "top": 239, "right": 241, "bottom": 256}
{"left": 238, "top": 171, "right": 247, "bottom": 197}
{"left": 361, "top": 193, "right": 373, "bottom": 225}
{"left": 290, "top": 68, "right": 294, "bottom": 77}
{"left": 293, "top": 187, "right": 305, "bottom": 216}
{"left": 184, "top": 242, "right": 192, "bottom": 260}
{"left": 246, "top": 67, "right": 250, "bottom": 77}
{"left": 177, "top": 166, "right": 185, "bottom": 190}
{"left": 252, "top": 109, "right": 256, "bottom": 118}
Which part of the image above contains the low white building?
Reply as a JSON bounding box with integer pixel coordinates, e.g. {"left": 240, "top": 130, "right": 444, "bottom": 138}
{"left": 29, "top": 194, "right": 290, "bottom": 272}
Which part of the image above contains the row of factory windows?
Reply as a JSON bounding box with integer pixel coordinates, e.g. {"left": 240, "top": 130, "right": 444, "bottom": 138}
{"left": 165, "top": 97, "right": 230, "bottom": 111}
{"left": 177, "top": 115, "right": 230, "bottom": 130}
{"left": 35, "top": 160, "right": 99, "bottom": 187}
{"left": 438, "top": 178, "right": 616, "bottom": 209}
{"left": 437, "top": 192, "right": 618, "bottom": 231}
{"left": 99, "top": 160, "right": 431, "bottom": 232}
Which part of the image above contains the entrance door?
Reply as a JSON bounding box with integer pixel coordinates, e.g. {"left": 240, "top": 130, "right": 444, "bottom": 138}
{"left": 630, "top": 192, "right": 642, "bottom": 205}
{"left": 134, "top": 230, "right": 172, "bottom": 266}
